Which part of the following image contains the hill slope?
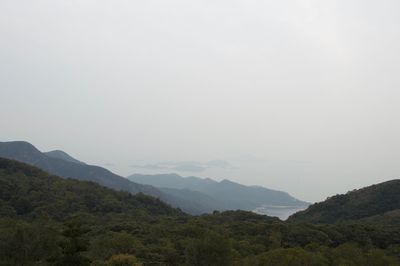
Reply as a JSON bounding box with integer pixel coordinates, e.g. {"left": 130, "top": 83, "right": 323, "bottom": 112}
{"left": 0, "top": 157, "right": 181, "bottom": 219}
{"left": 289, "top": 179, "right": 400, "bottom": 223}
{"left": 1, "top": 158, "right": 399, "bottom": 265}
{"left": 128, "top": 173, "right": 309, "bottom": 211}
{"left": 159, "top": 187, "right": 228, "bottom": 213}
{"left": 0, "top": 141, "right": 162, "bottom": 195}
{"left": 44, "top": 150, "right": 85, "bottom": 164}
{"left": 0, "top": 141, "right": 308, "bottom": 215}
{"left": 0, "top": 141, "right": 205, "bottom": 214}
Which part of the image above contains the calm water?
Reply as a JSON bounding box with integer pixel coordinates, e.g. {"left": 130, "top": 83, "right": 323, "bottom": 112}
{"left": 253, "top": 205, "right": 307, "bottom": 220}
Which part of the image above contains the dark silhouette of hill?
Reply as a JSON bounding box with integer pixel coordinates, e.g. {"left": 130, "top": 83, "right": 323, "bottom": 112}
{"left": 0, "top": 157, "right": 181, "bottom": 219}
{"left": 0, "top": 141, "right": 206, "bottom": 214}
{"left": 128, "top": 173, "right": 309, "bottom": 211}
{"left": 0, "top": 141, "right": 161, "bottom": 194}
{"left": 289, "top": 179, "right": 400, "bottom": 223}
{"left": 0, "top": 141, "right": 308, "bottom": 215}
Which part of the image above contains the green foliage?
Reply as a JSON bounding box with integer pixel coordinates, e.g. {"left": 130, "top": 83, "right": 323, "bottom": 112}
{"left": 185, "top": 232, "right": 233, "bottom": 266}
{"left": 0, "top": 158, "right": 399, "bottom": 266}
{"left": 290, "top": 179, "right": 400, "bottom": 223}
{"left": 0, "top": 219, "right": 61, "bottom": 265}
{"left": 90, "top": 231, "right": 145, "bottom": 261}
{"left": 105, "top": 254, "right": 143, "bottom": 266}
{"left": 249, "top": 247, "right": 327, "bottom": 266}
{"left": 55, "top": 220, "right": 91, "bottom": 266}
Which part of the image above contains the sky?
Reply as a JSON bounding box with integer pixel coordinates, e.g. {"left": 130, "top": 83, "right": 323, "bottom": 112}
{"left": 1, "top": 0, "right": 400, "bottom": 202}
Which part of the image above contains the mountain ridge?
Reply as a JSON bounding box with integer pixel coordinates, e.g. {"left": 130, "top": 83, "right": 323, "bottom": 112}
{"left": 0, "top": 140, "right": 309, "bottom": 216}
{"left": 0, "top": 141, "right": 205, "bottom": 214}
{"left": 288, "top": 179, "right": 400, "bottom": 223}
{"left": 128, "top": 173, "right": 309, "bottom": 213}
{"left": 44, "top": 150, "right": 85, "bottom": 165}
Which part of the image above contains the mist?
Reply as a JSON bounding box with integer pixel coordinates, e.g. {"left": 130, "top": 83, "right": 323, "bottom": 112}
{"left": 1, "top": 0, "right": 400, "bottom": 202}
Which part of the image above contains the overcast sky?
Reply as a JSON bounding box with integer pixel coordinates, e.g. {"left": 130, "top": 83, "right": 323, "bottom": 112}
{"left": 1, "top": 0, "right": 400, "bottom": 202}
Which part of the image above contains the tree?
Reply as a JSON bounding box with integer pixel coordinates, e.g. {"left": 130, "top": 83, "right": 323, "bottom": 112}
{"left": 55, "top": 220, "right": 91, "bottom": 266}
{"left": 90, "top": 231, "right": 145, "bottom": 261}
{"left": 106, "top": 254, "right": 143, "bottom": 266}
{"left": 185, "top": 232, "right": 232, "bottom": 266}
{"left": 253, "top": 248, "right": 328, "bottom": 266}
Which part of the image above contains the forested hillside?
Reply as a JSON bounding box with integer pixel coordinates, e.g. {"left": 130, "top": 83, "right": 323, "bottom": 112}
{"left": 0, "top": 141, "right": 309, "bottom": 215}
{"left": 0, "top": 141, "right": 214, "bottom": 214}
{"left": 0, "top": 158, "right": 399, "bottom": 265}
{"left": 0, "top": 141, "right": 163, "bottom": 195}
{"left": 289, "top": 180, "right": 400, "bottom": 223}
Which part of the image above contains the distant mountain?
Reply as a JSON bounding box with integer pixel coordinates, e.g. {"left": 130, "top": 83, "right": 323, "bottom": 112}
{"left": 0, "top": 141, "right": 308, "bottom": 216}
{"left": 159, "top": 187, "right": 228, "bottom": 213}
{"left": 0, "top": 157, "right": 181, "bottom": 219}
{"left": 129, "top": 173, "right": 216, "bottom": 190}
{"left": 128, "top": 173, "right": 309, "bottom": 212}
{"left": 289, "top": 179, "right": 400, "bottom": 223}
{"left": 44, "top": 150, "right": 85, "bottom": 164}
{"left": 0, "top": 141, "right": 159, "bottom": 194}
{"left": 0, "top": 141, "right": 206, "bottom": 214}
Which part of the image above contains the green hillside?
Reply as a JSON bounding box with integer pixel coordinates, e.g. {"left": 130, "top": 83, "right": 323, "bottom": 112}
{"left": 0, "top": 141, "right": 213, "bottom": 214}
{"left": 289, "top": 180, "right": 400, "bottom": 224}
{"left": 1, "top": 158, "right": 399, "bottom": 265}
{"left": 0, "top": 141, "right": 309, "bottom": 215}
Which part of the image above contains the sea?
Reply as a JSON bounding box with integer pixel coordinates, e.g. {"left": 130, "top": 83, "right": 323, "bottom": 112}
{"left": 253, "top": 205, "right": 307, "bottom": 220}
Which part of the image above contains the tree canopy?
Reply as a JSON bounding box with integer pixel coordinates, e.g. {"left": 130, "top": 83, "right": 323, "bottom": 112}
{"left": 0, "top": 158, "right": 399, "bottom": 265}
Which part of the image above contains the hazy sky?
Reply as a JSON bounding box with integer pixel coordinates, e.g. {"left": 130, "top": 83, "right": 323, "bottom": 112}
{"left": 1, "top": 0, "right": 400, "bottom": 202}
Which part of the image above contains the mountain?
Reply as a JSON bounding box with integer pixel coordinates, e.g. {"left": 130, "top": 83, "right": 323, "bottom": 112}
{"left": 289, "top": 179, "right": 400, "bottom": 223}
{"left": 44, "top": 150, "right": 85, "bottom": 164}
{"left": 0, "top": 141, "right": 308, "bottom": 215}
{"left": 0, "top": 158, "right": 183, "bottom": 264}
{"left": 1, "top": 158, "right": 399, "bottom": 265}
{"left": 159, "top": 187, "right": 228, "bottom": 213}
{"left": 0, "top": 141, "right": 161, "bottom": 195}
{"left": 0, "top": 157, "right": 181, "bottom": 219}
{"left": 129, "top": 173, "right": 217, "bottom": 190}
{"left": 0, "top": 141, "right": 206, "bottom": 214}
{"left": 128, "top": 173, "right": 309, "bottom": 212}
